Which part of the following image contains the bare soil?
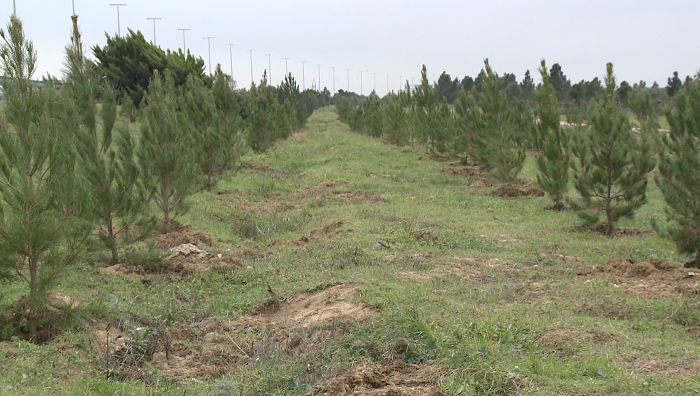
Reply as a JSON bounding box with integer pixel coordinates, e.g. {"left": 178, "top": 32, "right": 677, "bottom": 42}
{"left": 539, "top": 328, "right": 616, "bottom": 355}
{"left": 155, "top": 224, "right": 212, "bottom": 248}
{"left": 161, "top": 244, "right": 243, "bottom": 273}
{"left": 490, "top": 185, "right": 545, "bottom": 198}
{"left": 268, "top": 220, "right": 345, "bottom": 248}
{"left": 315, "top": 361, "right": 442, "bottom": 396}
{"left": 591, "top": 258, "right": 700, "bottom": 297}
{"left": 567, "top": 224, "right": 654, "bottom": 237}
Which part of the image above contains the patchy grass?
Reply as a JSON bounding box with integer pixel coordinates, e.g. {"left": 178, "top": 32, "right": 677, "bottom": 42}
{"left": 0, "top": 106, "right": 698, "bottom": 395}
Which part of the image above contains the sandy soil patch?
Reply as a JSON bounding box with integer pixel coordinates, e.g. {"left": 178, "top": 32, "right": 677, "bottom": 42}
{"left": 314, "top": 361, "right": 442, "bottom": 396}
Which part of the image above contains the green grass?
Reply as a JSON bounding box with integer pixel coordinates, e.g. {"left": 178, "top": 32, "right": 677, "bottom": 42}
{"left": 0, "top": 106, "right": 698, "bottom": 395}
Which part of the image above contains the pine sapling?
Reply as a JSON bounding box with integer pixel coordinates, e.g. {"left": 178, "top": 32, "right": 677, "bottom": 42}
{"left": 534, "top": 59, "right": 570, "bottom": 209}
{"left": 570, "top": 63, "right": 654, "bottom": 235}
{"left": 654, "top": 78, "right": 700, "bottom": 267}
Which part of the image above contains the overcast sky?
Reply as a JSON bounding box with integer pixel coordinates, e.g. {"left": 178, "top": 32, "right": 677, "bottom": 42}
{"left": 4, "top": 0, "right": 699, "bottom": 96}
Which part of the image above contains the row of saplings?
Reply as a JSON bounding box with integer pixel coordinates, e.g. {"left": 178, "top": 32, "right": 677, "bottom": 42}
{"left": 0, "top": 16, "right": 307, "bottom": 342}
{"left": 338, "top": 60, "right": 700, "bottom": 267}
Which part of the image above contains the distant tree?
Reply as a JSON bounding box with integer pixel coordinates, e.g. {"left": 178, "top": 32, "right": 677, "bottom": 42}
{"left": 654, "top": 79, "right": 700, "bottom": 267}
{"left": 437, "top": 71, "right": 459, "bottom": 103}
{"left": 278, "top": 73, "right": 309, "bottom": 128}
{"left": 66, "top": 16, "right": 154, "bottom": 263}
{"left": 548, "top": 63, "right": 571, "bottom": 102}
{"left": 471, "top": 59, "right": 526, "bottom": 182}
{"left": 0, "top": 16, "right": 92, "bottom": 341}
{"left": 363, "top": 92, "right": 383, "bottom": 138}
{"left": 616, "top": 80, "right": 632, "bottom": 107}
{"left": 570, "top": 63, "right": 654, "bottom": 235}
{"left": 533, "top": 60, "right": 570, "bottom": 209}
{"left": 140, "top": 71, "right": 197, "bottom": 233}
{"left": 520, "top": 69, "right": 535, "bottom": 101}
{"left": 666, "top": 71, "right": 683, "bottom": 97}
{"left": 460, "top": 76, "right": 474, "bottom": 93}
{"left": 628, "top": 86, "right": 660, "bottom": 137}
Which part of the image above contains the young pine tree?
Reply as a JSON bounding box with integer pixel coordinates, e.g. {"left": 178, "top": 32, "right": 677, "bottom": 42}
{"left": 471, "top": 59, "right": 526, "bottom": 182}
{"left": 65, "top": 15, "right": 154, "bottom": 263}
{"left": 534, "top": 59, "right": 570, "bottom": 209}
{"left": 654, "top": 78, "right": 700, "bottom": 267}
{"left": 363, "top": 92, "right": 383, "bottom": 138}
{"left": 212, "top": 65, "right": 247, "bottom": 177}
{"left": 183, "top": 73, "right": 218, "bottom": 190}
{"left": 0, "top": 16, "right": 92, "bottom": 341}
{"left": 452, "top": 87, "right": 478, "bottom": 163}
{"left": 140, "top": 71, "right": 197, "bottom": 233}
{"left": 247, "top": 71, "right": 280, "bottom": 153}
{"left": 382, "top": 93, "right": 409, "bottom": 146}
{"left": 570, "top": 63, "right": 654, "bottom": 235}
{"left": 413, "top": 65, "right": 452, "bottom": 155}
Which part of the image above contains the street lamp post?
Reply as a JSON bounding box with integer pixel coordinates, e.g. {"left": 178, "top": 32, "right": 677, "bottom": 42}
{"left": 147, "top": 17, "right": 161, "bottom": 46}
{"left": 265, "top": 54, "right": 272, "bottom": 84}
{"left": 109, "top": 3, "right": 127, "bottom": 36}
{"left": 226, "top": 44, "right": 235, "bottom": 87}
{"left": 203, "top": 36, "right": 215, "bottom": 74}
{"left": 331, "top": 66, "right": 336, "bottom": 94}
{"left": 177, "top": 28, "right": 190, "bottom": 53}
{"left": 302, "top": 61, "right": 307, "bottom": 90}
{"left": 72, "top": 0, "right": 75, "bottom": 15}
{"left": 317, "top": 64, "right": 321, "bottom": 92}
{"left": 247, "top": 49, "right": 254, "bottom": 85}
{"left": 282, "top": 57, "right": 290, "bottom": 76}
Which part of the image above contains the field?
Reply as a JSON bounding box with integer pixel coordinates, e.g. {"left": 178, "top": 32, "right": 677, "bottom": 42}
{"left": 0, "top": 106, "right": 698, "bottom": 395}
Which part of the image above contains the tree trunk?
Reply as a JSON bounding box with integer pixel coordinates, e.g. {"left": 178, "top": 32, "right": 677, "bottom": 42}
{"left": 29, "top": 256, "right": 38, "bottom": 342}
{"left": 108, "top": 217, "right": 118, "bottom": 264}
{"left": 163, "top": 176, "right": 171, "bottom": 233}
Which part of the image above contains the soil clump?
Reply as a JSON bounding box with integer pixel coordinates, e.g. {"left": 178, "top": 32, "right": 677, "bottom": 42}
{"left": 591, "top": 257, "right": 699, "bottom": 296}
{"left": 315, "top": 361, "right": 442, "bottom": 396}
{"left": 155, "top": 224, "right": 212, "bottom": 248}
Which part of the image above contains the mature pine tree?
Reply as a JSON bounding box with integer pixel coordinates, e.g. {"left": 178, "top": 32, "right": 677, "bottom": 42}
{"left": 470, "top": 59, "right": 526, "bottom": 182}
{"left": 570, "top": 63, "right": 654, "bottom": 235}
{"left": 183, "top": 73, "right": 217, "bottom": 190}
{"left": 140, "top": 71, "right": 197, "bottom": 233}
{"left": 654, "top": 78, "right": 700, "bottom": 267}
{"left": 65, "top": 16, "right": 154, "bottom": 263}
{"left": 413, "top": 65, "right": 451, "bottom": 154}
{"left": 534, "top": 59, "right": 570, "bottom": 209}
{"left": 0, "top": 16, "right": 92, "bottom": 341}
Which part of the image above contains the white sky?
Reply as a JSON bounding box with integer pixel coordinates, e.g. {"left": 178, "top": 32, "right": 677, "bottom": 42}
{"left": 5, "top": 0, "right": 700, "bottom": 96}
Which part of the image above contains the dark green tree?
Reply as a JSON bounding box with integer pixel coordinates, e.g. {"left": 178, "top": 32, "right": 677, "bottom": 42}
{"left": 470, "top": 59, "right": 526, "bottom": 182}
{"left": 654, "top": 79, "right": 700, "bottom": 267}
{"left": 666, "top": 71, "right": 682, "bottom": 98}
{"left": 452, "top": 87, "right": 478, "bottom": 163}
{"left": 460, "top": 76, "right": 474, "bottom": 93}
{"left": 616, "top": 80, "right": 632, "bottom": 107}
{"left": 165, "top": 49, "right": 212, "bottom": 88}
{"left": 570, "top": 63, "right": 654, "bottom": 235}
{"left": 93, "top": 29, "right": 167, "bottom": 107}
{"left": 437, "top": 71, "right": 460, "bottom": 104}
{"left": 0, "top": 16, "right": 92, "bottom": 340}
{"left": 363, "top": 92, "right": 383, "bottom": 138}
{"left": 549, "top": 63, "right": 570, "bottom": 102}
{"left": 140, "top": 71, "right": 197, "bottom": 233}
{"left": 66, "top": 16, "right": 154, "bottom": 263}
{"left": 247, "top": 71, "right": 281, "bottom": 153}
{"left": 533, "top": 59, "right": 570, "bottom": 209}
{"left": 520, "top": 69, "right": 535, "bottom": 102}
{"left": 382, "top": 93, "right": 409, "bottom": 146}
{"left": 212, "top": 65, "right": 247, "bottom": 177}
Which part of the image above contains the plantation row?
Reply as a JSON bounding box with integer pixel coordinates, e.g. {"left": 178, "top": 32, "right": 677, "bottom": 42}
{"left": 337, "top": 61, "right": 700, "bottom": 265}
{"left": 0, "top": 16, "right": 323, "bottom": 341}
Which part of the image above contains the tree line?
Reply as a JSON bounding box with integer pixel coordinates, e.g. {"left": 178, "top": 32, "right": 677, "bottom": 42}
{"left": 0, "top": 15, "right": 324, "bottom": 342}
{"left": 336, "top": 61, "right": 700, "bottom": 269}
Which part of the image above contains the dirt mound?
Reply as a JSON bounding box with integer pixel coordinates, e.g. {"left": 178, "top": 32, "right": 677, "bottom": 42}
{"left": 268, "top": 220, "right": 345, "bottom": 248}
{"left": 567, "top": 224, "right": 654, "bottom": 237}
{"left": 151, "top": 284, "right": 372, "bottom": 382}
{"left": 306, "top": 180, "right": 347, "bottom": 195}
{"left": 333, "top": 191, "right": 386, "bottom": 203}
{"left": 593, "top": 258, "right": 699, "bottom": 296}
{"left": 441, "top": 166, "right": 485, "bottom": 177}
{"left": 242, "top": 283, "right": 373, "bottom": 329}
{"left": 155, "top": 224, "right": 212, "bottom": 248}
{"left": 162, "top": 243, "right": 242, "bottom": 273}
{"left": 490, "top": 185, "right": 545, "bottom": 198}
{"left": 93, "top": 325, "right": 130, "bottom": 357}
{"left": 619, "top": 354, "right": 700, "bottom": 378}
{"left": 246, "top": 201, "right": 295, "bottom": 214}
{"left": 99, "top": 263, "right": 146, "bottom": 279}
{"left": 315, "top": 361, "right": 442, "bottom": 396}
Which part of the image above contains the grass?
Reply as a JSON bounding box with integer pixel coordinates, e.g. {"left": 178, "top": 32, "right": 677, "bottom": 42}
{"left": 0, "top": 106, "right": 698, "bottom": 395}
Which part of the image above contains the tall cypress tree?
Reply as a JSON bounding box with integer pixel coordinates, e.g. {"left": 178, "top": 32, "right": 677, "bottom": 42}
{"left": 471, "top": 59, "right": 526, "bottom": 182}
{"left": 0, "top": 16, "right": 92, "bottom": 340}
{"left": 570, "top": 63, "right": 654, "bottom": 235}
{"left": 140, "top": 71, "right": 197, "bottom": 233}
{"left": 534, "top": 59, "right": 570, "bottom": 209}
{"left": 654, "top": 78, "right": 700, "bottom": 267}
{"left": 65, "top": 15, "right": 154, "bottom": 263}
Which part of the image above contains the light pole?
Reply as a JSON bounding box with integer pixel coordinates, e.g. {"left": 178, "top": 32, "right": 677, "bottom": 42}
{"left": 147, "top": 17, "right": 161, "bottom": 46}
{"left": 373, "top": 72, "right": 376, "bottom": 92}
{"left": 317, "top": 64, "right": 321, "bottom": 92}
{"left": 265, "top": 54, "right": 272, "bottom": 84}
{"left": 346, "top": 69, "right": 350, "bottom": 92}
{"left": 302, "top": 61, "right": 307, "bottom": 90}
{"left": 282, "top": 57, "right": 290, "bottom": 76}
{"left": 177, "top": 28, "right": 190, "bottom": 53}
{"left": 203, "top": 36, "right": 214, "bottom": 74}
{"left": 331, "top": 66, "right": 336, "bottom": 94}
{"left": 247, "top": 49, "right": 254, "bottom": 85}
{"left": 13, "top": 0, "right": 15, "bottom": 15}
{"left": 360, "top": 71, "right": 363, "bottom": 96}
{"left": 387, "top": 74, "right": 389, "bottom": 95}
{"left": 71, "top": 0, "right": 75, "bottom": 15}
{"left": 226, "top": 43, "right": 235, "bottom": 87}
{"left": 109, "top": 3, "right": 127, "bottom": 36}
